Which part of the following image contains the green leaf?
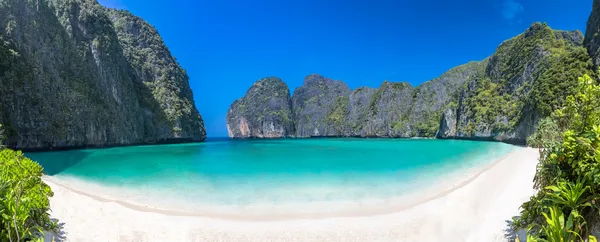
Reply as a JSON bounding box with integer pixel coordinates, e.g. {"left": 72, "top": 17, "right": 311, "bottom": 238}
{"left": 565, "top": 212, "right": 573, "bottom": 230}
{"left": 546, "top": 185, "right": 560, "bottom": 192}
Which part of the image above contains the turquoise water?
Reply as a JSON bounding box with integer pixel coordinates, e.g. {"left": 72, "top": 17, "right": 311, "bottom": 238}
{"left": 29, "top": 139, "right": 515, "bottom": 214}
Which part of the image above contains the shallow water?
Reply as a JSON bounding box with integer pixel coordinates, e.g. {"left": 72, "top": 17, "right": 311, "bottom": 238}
{"left": 29, "top": 139, "right": 514, "bottom": 214}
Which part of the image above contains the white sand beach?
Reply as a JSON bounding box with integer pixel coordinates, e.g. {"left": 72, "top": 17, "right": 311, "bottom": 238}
{"left": 43, "top": 147, "right": 539, "bottom": 242}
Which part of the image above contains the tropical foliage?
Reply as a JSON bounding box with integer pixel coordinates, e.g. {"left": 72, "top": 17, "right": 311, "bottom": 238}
{"left": 527, "top": 117, "right": 562, "bottom": 149}
{"left": 514, "top": 74, "right": 600, "bottom": 241}
{"left": 0, "top": 125, "right": 56, "bottom": 241}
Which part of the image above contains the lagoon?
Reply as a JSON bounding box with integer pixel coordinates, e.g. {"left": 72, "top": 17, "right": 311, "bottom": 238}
{"left": 30, "top": 139, "right": 514, "bottom": 217}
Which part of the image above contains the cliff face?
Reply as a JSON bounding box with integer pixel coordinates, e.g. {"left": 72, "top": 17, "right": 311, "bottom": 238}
{"left": 226, "top": 61, "right": 481, "bottom": 139}
{"left": 439, "top": 23, "right": 591, "bottom": 144}
{"left": 292, "top": 74, "right": 351, "bottom": 137}
{"left": 0, "top": 0, "right": 205, "bottom": 150}
{"left": 406, "top": 61, "right": 485, "bottom": 137}
{"left": 347, "top": 61, "right": 483, "bottom": 138}
{"left": 586, "top": 0, "right": 600, "bottom": 66}
{"left": 108, "top": 10, "right": 206, "bottom": 142}
{"left": 361, "top": 81, "right": 414, "bottom": 137}
{"left": 346, "top": 87, "right": 375, "bottom": 137}
{"left": 226, "top": 77, "right": 294, "bottom": 138}
{"left": 227, "top": 23, "right": 592, "bottom": 144}
{"left": 227, "top": 60, "right": 481, "bottom": 139}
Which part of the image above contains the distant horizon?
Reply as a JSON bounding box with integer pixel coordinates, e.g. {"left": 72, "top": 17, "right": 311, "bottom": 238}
{"left": 98, "top": 0, "right": 592, "bottom": 137}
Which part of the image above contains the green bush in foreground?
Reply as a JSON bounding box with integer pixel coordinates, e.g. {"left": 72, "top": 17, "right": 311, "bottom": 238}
{"left": 515, "top": 75, "right": 600, "bottom": 241}
{"left": 0, "top": 148, "right": 56, "bottom": 241}
{"left": 526, "top": 117, "right": 562, "bottom": 149}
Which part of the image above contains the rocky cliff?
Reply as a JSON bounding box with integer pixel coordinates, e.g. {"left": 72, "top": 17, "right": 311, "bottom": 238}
{"left": 227, "top": 23, "right": 593, "bottom": 144}
{"left": 586, "top": 0, "right": 600, "bottom": 66}
{"left": 228, "top": 59, "right": 482, "bottom": 139}
{"left": 0, "top": 0, "right": 206, "bottom": 150}
{"left": 226, "top": 77, "right": 294, "bottom": 138}
{"left": 302, "top": 60, "right": 483, "bottom": 138}
{"left": 292, "top": 74, "right": 351, "bottom": 137}
{"left": 440, "top": 23, "right": 592, "bottom": 144}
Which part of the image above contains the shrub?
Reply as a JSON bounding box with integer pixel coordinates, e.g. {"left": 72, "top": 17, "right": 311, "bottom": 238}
{"left": 527, "top": 117, "right": 561, "bottom": 149}
{"left": 0, "top": 149, "right": 56, "bottom": 241}
{"left": 515, "top": 75, "right": 600, "bottom": 241}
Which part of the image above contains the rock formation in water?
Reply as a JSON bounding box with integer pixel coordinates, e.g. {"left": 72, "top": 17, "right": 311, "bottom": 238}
{"left": 0, "top": 0, "right": 206, "bottom": 150}
{"left": 226, "top": 77, "right": 294, "bottom": 138}
{"left": 227, "top": 22, "right": 594, "bottom": 144}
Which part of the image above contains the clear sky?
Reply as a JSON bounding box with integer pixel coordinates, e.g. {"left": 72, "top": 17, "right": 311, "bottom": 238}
{"left": 98, "top": 0, "right": 593, "bottom": 137}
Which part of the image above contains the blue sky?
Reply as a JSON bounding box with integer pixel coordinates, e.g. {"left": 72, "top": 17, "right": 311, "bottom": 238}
{"left": 98, "top": 0, "right": 593, "bottom": 137}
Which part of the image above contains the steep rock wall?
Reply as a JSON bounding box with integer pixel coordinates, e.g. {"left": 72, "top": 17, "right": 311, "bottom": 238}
{"left": 0, "top": 0, "right": 205, "bottom": 150}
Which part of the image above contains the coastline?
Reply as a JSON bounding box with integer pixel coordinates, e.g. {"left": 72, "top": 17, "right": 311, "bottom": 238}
{"left": 19, "top": 138, "right": 206, "bottom": 153}
{"left": 42, "top": 145, "right": 514, "bottom": 220}
{"left": 43, "top": 147, "right": 539, "bottom": 241}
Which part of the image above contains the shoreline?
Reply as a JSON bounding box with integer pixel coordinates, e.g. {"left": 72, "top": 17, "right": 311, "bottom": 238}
{"left": 42, "top": 147, "right": 515, "bottom": 221}
{"left": 18, "top": 137, "right": 207, "bottom": 153}
{"left": 23, "top": 136, "right": 522, "bottom": 153}
{"left": 44, "top": 147, "right": 539, "bottom": 241}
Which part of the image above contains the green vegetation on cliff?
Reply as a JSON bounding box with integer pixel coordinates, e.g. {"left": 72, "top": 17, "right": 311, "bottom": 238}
{"left": 228, "top": 22, "right": 594, "bottom": 144}
{"left": 450, "top": 23, "right": 591, "bottom": 142}
{"left": 368, "top": 81, "right": 411, "bottom": 116}
{"left": 413, "top": 111, "right": 441, "bottom": 137}
{"left": 0, "top": 0, "right": 205, "bottom": 150}
{"left": 528, "top": 47, "right": 595, "bottom": 116}
{"left": 410, "top": 61, "right": 485, "bottom": 136}
{"left": 109, "top": 9, "right": 204, "bottom": 137}
{"left": 326, "top": 96, "right": 350, "bottom": 133}
{"left": 460, "top": 77, "right": 519, "bottom": 135}
{"left": 227, "top": 77, "right": 295, "bottom": 138}
{"left": 292, "top": 74, "right": 351, "bottom": 137}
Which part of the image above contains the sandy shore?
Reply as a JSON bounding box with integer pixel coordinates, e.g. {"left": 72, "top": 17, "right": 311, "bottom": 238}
{"left": 43, "top": 147, "right": 539, "bottom": 242}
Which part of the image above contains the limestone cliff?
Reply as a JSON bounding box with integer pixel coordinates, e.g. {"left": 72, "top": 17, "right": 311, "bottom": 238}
{"left": 292, "top": 74, "right": 351, "bottom": 137}
{"left": 586, "top": 0, "right": 600, "bottom": 66}
{"left": 361, "top": 81, "right": 414, "bottom": 137}
{"left": 227, "top": 23, "right": 592, "bottom": 144}
{"left": 346, "top": 87, "right": 376, "bottom": 136}
{"left": 227, "top": 60, "right": 481, "bottom": 139}
{"left": 0, "top": 0, "right": 206, "bottom": 150}
{"left": 439, "top": 23, "right": 591, "bottom": 144}
{"left": 226, "top": 77, "right": 294, "bottom": 138}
